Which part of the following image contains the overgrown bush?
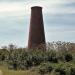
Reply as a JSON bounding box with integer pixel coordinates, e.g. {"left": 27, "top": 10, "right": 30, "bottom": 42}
{"left": 0, "top": 42, "right": 75, "bottom": 75}
{"left": 55, "top": 68, "right": 66, "bottom": 75}
{"left": 38, "top": 63, "right": 53, "bottom": 75}
{"left": 65, "top": 53, "right": 73, "bottom": 62}
{"left": 70, "top": 68, "right": 75, "bottom": 75}
{"left": 46, "top": 50, "right": 58, "bottom": 63}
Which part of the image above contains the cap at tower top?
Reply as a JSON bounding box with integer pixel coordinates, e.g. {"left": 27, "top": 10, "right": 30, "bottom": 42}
{"left": 31, "top": 6, "right": 42, "bottom": 9}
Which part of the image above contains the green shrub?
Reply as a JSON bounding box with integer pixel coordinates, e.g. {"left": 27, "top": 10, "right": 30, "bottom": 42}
{"left": 65, "top": 54, "right": 73, "bottom": 62}
{"left": 70, "top": 68, "right": 75, "bottom": 75}
{"left": 39, "top": 66, "right": 47, "bottom": 75}
{"left": 38, "top": 63, "right": 53, "bottom": 75}
{"left": 55, "top": 68, "right": 66, "bottom": 75}
{"left": 8, "top": 60, "right": 17, "bottom": 70}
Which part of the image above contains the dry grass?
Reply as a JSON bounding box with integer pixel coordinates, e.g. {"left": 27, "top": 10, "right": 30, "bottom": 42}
{"left": 0, "top": 65, "right": 39, "bottom": 75}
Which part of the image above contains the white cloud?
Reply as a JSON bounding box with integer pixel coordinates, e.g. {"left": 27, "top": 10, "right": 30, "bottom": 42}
{"left": 25, "top": 0, "right": 75, "bottom": 15}
{"left": 0, "top": 0, "right": 75, "bottom": 16}
{"left": 65, "top": 0, "right": 75, "bottom": 3}
{"left": 0, "top": 2, "right": 26, "bottom": 16}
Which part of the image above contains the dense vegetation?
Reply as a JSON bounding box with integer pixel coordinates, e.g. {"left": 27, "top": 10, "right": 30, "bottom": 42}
{"left": 0, "top": 41, "right": 75, "bottom": 75}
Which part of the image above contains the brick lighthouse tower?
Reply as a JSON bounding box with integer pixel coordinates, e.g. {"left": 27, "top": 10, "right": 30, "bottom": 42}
{"left": 28, "top": 6, "right": 46, "bottom": 49}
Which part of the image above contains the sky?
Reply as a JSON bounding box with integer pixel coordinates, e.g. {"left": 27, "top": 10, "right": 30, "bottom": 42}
{"left": 0, "top": 0, "right": 75, "bottom": 47}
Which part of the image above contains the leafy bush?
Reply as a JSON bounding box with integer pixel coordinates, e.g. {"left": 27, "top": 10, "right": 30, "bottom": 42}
{"left": 65, "top": 53, "right": 73, "bottom": 62}
{"left": 47, "top": 51, "right": 58, "bottom": 63}
{"left": 39, "top": 66, "right": 47, "bottom": 75}
{"left": 38, "top": 63, "right": 53, "bottom": 75}
{"left": 8, "top": 60, "right": 17, "bottom": 70}
{"left": 70, "top": 68, "right": 75, "bottom": 75}
{"left": 55, "top": 68, "right": 66, "bottom": 75}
